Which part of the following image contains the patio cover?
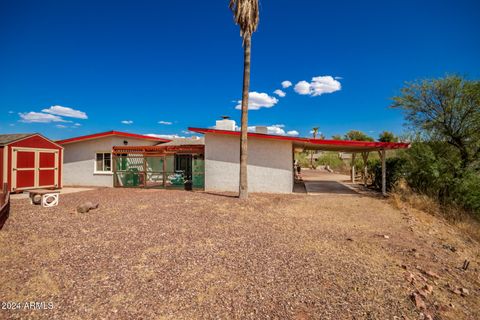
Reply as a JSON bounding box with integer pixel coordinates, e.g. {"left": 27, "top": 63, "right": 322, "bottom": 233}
{"left": 188, "top": 127, "right": 409, "bottom": 152}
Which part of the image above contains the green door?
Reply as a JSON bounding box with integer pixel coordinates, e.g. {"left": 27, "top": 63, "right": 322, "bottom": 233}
{"left": 192, "top": 155, "right": 205, "bottom": 189}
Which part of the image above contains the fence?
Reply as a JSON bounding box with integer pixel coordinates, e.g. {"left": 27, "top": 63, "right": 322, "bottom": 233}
{"left": 0, "top": 183, "right": 10, "bottom": 230}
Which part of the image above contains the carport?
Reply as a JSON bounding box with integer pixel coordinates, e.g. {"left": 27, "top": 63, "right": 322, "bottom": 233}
{"left": 292, "top": 138, "right": 410, "bottom": 196}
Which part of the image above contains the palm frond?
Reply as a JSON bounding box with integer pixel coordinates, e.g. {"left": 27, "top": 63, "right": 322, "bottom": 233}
{"left": 229, "top": 0, "right": 259, "bottom": 43}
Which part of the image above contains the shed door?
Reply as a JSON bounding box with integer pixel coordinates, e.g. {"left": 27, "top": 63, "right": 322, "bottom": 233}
{"left": 38, "top": 151, "right": 58, "bottom": 188}
{"left": 11, "top": 148, "right": 59, "bottom": 191}
{"left": 12, "top": 150, "right": 36, "bottom": 190}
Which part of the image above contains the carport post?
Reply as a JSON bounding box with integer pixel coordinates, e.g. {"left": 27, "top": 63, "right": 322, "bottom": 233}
{"left": 381, "top": 149, "right": 386, "bottom": 196}
{"left": 362, "top": 152, "right": 369, "bottom": 186}
{"left": 351, "top": 153, "right": 356, "bottom": 183}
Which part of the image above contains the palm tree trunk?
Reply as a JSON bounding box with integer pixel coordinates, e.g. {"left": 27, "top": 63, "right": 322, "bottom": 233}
{"left": 239, "top": 36, "right": 251, "bottom": 200}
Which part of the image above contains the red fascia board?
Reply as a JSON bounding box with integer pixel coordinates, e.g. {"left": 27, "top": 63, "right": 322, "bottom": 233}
{"left": 187, "top": 127, "right": 410, "bottom": 150}
{"left": 56, "top": 131, "right": 171, "bottom": 145}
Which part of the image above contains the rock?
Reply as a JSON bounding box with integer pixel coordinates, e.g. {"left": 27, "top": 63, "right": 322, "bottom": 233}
{"left": 346, "top": 237, "right": 354, "bottom": 241}
{"left": 405, "top": 272, "right": 415, "bottom": 284}
{"left": 424, "top": 270, "right": 440, "bottom": 279}
{"left": 423, "top": 284, "right": 433, "bottom": 294}
{"left": 411, "top": 292, "right": 426, "bottom": 310}
{"left": 76, "top": 201, "right": 99, "bottom": 213}
{"left": 452, "top": 288, "right": 462, "bottom": 295}
{"left": 460, "top": 288, "right": 469, "bottom": 296}
{"left": 382, "top": 234, "right": 390, "bottom": 239}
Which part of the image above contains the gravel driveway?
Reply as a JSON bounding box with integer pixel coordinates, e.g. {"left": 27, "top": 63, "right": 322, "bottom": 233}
{"left": 0, "top": 188, "right": 478, "bottom": 319}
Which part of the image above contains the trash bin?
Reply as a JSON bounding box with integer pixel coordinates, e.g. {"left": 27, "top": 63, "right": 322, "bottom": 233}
{"left": 184, "top": 180, "right": 193, "bottom": 191}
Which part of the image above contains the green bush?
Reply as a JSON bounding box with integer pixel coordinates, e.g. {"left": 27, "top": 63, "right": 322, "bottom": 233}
{"left": 368, "top": 157, "right": 407, "bottom": 192}
{"left": 452, "top": 170, "right": 480, "bottom": 215}
{"left": 316, "top": 152, "right": 343, "bottom": 168}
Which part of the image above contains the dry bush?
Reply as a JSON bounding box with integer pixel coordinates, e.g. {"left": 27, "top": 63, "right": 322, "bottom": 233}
{"left": 391, "top": 179, "right": 480, "bottom": 242}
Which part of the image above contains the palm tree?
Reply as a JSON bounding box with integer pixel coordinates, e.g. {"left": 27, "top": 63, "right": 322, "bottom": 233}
{"left": 229, "top": 0, "right": 259, "bottom": 200}
{"left": 310, "top": 127, "right": 319, "bottom": 168}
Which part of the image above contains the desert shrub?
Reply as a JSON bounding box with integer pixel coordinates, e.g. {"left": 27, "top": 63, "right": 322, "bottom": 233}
{"left": 450, "top": 170, "right": 480, "bottom": 216}
{"left": 397, "top": 141, "right": 480, "bottom": 218}
{"left": 368, "top": 157, "right": 407, "bottom": 192}
{"left": 316, "top": 152, "right": 343, "bottom": 168}
{"left": 295, "top": 152, "right": 311, "bottom": 168}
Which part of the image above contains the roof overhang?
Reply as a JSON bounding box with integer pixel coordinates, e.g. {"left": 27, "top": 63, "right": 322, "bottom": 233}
{"left": 188, "top": 127, "right": 410, "bottom": 152}
{"left": 57, "top": 131, "right": 171, "bottom": 145}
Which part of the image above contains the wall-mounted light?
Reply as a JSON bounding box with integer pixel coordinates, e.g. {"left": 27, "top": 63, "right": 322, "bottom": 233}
{"left": 123, "top": 140, "right": 128, "bottom": 146}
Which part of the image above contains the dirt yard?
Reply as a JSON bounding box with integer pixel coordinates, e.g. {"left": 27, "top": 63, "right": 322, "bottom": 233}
{"left": 0, "top": 185, "right": 479, "bottom": 319}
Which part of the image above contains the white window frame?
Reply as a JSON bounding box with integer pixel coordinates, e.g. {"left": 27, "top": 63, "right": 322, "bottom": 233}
{"left": 94, "top": 152, "right": 113, "bottom": 174}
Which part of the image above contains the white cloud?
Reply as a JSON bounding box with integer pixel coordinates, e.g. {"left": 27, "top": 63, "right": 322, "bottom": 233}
{"left": 121, "top": 120, "right": 133, "bottom": 125}
{"left": 294, "top": 76, "right": 342, "bottom": 96}
{"left": 42, "top": 105, "right": 88, "bottom": 119}
{"left": 74, "top": 123, "right": 81, "bottom": 127}
{"left": 281, "top": 80, "right": 292, "bottom": 88}
{"left": 56, "top": 124, "right": 67, "bottom": 129}
{"left": 294, "top": 81, "right": 311, "bottom": 95}
{"left": 287, "top": 130, "right": 299, "bottom": 136}
{"left": 145, "top": 133, "right": 185, "bottom": 139}
{"left": 273, "top": 89, "right": 286, "bottom": 97}
{"left": 158, "top": 121, "right": 172, "bottom": 125}
{"left": 235, "top": 92, "right": 279, "bottom": 110}
{"left": 19, "top": 112, "right": 70, "bottom": 123}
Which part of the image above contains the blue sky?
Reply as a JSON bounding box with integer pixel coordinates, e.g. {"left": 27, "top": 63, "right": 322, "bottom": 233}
{"left": 1, "top": 0, "right": 479, "bottom": 140}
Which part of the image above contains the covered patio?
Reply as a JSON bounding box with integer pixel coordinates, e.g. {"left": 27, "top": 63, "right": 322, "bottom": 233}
{"left": 292, "top": 137, "right": 410, "bottom": 196}
{"left": 112, "top": 144, "right": 205, "bottom": 189}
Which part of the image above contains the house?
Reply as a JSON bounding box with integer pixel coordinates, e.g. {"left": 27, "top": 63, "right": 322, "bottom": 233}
{"left": 189, "top": 118, "right": 410, "bottom": 194}
{"left": 57, "top": 131, "right": 170, "bottom": 187}
{"left": 0, "top": 133, "right": 63, "bottom": 192}
{"left": 58, "top": 122, "right": 409, "bottom": 195}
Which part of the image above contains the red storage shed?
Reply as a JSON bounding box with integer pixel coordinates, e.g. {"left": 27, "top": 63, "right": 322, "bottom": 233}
{"left": 1, "top": 134, "right": 63, "bottom": 192}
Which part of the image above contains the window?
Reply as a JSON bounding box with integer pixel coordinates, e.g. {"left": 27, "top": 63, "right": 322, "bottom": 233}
{"left": 95, "top": 152, "right": 111, "bottom": 173}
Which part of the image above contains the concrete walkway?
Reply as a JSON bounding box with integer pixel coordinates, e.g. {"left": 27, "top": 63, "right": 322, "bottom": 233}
{"left": 300, "top": 169, "right": 358, "bottom": 195}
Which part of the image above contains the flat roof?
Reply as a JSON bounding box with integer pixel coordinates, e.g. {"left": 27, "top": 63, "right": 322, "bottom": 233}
{"left": 188, "top": 127, "right": 410, "bottom": 152}
{"left": 57, "top": 130, "right": 171, "bottom": 145}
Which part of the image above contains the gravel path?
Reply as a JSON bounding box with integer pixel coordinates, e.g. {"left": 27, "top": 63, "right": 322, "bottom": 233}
{"left": 0, "top": 188, "right": 478, "bottom": 319}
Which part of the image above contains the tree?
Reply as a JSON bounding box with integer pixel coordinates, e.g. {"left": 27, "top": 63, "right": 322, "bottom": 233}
{"left": 393, "top": 76, "right": 480, "bottom": 169}
{"left": 378, "top": 131, "right": 398, "bottom": 142}
{"left": 344, "top": 130, "right": 374, "bottom": 141}
{"left": 331, "top": 134, "right": 343, "bottom": 140}
{"left": 229, "top": 0, "right": 259, "bottom": 199}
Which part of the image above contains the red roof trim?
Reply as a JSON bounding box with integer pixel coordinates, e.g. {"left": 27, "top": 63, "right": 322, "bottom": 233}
{"left": 56, "top": 130, "right": 171, "bottom": 145}
{"left": 188, "top": 127, "right": 410, "bottom": 150}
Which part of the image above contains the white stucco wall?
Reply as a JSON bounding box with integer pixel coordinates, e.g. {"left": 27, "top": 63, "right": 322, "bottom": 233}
{"left": 205, "top": 133, "right": 294, "bottom": 193}
{"left": 62, "top": 136, "right": 158, "bottom": 187}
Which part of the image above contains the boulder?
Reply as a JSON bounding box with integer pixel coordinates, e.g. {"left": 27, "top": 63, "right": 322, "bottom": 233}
{"left": 77, "top": 201, "right": 99, "bottom": 213}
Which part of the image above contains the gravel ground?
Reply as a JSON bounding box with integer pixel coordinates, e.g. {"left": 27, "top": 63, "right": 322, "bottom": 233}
{"left": 0, "top": 187, "right": 479, "bottom": 319}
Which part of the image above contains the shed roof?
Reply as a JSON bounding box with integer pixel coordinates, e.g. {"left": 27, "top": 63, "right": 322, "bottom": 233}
{"left": 0, "top": 133, "right": 35, "bottom": 146}
{"left": 188, "top": 127, "right": 410, "bottom": 152}
{"left": 56, "top": 130, "right": 171, "bottom": 145}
